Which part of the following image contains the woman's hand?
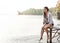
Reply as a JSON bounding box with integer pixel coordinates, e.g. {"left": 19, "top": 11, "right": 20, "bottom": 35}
{"left": 43, "top": 24, "right": 46, "bottom": 26}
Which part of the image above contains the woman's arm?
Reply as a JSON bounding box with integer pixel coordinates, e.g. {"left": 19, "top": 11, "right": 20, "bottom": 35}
{"left": 48, "top": 13, "right": 53, "bottom": 25}
{"left": 43, "top": 18, "right": 46, "bottom": 24}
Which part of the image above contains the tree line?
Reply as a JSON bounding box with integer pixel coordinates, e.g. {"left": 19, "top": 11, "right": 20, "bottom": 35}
{"left": 18, "top": 8, "right": 56, "bottom": 15}
{"left": 18, "top": 7, "right": 57, "bottom": 16}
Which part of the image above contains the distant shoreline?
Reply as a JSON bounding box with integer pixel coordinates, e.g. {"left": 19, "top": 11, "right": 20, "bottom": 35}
{"left": 18, "top": 14, "right": 56, "bottom": 16}
{"left": 18, "top": 14, "right": 42, "bottom": 15}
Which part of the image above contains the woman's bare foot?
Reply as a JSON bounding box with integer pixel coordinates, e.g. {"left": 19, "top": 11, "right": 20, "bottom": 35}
{"left": 39, "top": 37, "right": 42, "bottom": 41}
{"left": 39, "top": 37, "right": 42, "bottom": 43}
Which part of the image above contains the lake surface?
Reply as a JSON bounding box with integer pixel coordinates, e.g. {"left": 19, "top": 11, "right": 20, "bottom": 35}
{"left": 0, "top": 15, "right": 60, "bottom": 43}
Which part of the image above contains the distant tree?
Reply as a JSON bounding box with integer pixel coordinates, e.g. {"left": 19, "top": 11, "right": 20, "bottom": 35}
{"left": 22, "top": 8, "right": 43, "bottom": 15}
{"left": 56, "top": 2, "right": 60, "bottom": 19}
{"left": 56, "top": 3, "right": 60, "bottom": 12}
{"left": 49, "top": 7, "right": 56, "bottom": 16}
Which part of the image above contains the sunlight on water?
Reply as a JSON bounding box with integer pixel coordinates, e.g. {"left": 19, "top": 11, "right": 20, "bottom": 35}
{"left": 8, "top": 15, "right": 43, "bottom": 37}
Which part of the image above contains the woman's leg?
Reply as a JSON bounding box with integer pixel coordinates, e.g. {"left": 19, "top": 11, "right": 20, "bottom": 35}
{"left": 40, "top": 25, "right": 45, "bottom": 40}
{"left": 44, "top": 24, "right": 52, "bottom": 41}
{"left": 40, "top": 27, "right": 44, "bottom": 39}
{"left": 44, "top": 27, "right": 49, "bottom": 40}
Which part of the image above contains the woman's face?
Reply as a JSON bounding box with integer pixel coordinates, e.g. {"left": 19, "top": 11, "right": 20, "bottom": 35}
{"left": 44, "top": 8, "right": 47, "bottom": 13}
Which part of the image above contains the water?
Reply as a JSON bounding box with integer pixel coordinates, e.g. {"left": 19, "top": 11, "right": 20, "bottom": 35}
{"left": 0, "top": 15, "right": 60, "bottom": 43}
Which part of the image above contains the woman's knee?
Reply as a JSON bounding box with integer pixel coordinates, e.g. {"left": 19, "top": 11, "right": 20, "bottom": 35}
{"left": 44, "top": 26, "right": 48, "bottom": 30}
{"left": 42, "top": 26, "right": 44, "bottom": 30}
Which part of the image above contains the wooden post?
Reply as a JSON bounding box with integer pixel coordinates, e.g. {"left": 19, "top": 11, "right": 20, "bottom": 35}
{"left": 50, "top": 28, "right": 52, "bottom": 43}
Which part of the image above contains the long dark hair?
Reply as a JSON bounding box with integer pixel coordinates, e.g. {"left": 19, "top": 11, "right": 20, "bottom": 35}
{"left": 44, "top": 7, "right": 49, "bottom": 18}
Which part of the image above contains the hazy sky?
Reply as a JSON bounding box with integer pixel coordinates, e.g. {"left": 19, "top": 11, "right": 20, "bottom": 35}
{"left": 16, "top": 0, "right": 58, "bottom": 12}
{"left": 0, "top": 0, "right": 58, "bottom": 14}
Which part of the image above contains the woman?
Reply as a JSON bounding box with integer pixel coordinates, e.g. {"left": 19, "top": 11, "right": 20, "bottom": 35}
{"left": 40, "top": 7, "right": 54, "bottom": 42}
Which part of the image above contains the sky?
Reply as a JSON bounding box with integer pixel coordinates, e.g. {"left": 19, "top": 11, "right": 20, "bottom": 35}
{"left": 0, "top": 0, "right": 58, "bottom": 15}
{"left": 16, "top": 0, "right": 58, "bottom": 12}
